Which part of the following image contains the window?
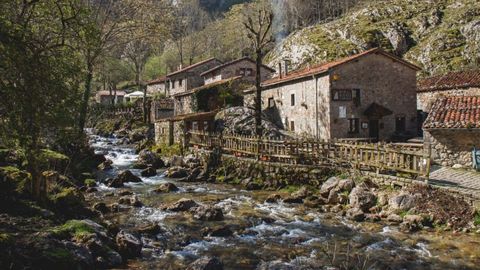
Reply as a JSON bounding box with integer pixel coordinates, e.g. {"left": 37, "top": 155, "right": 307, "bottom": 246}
{"left": 239, "top": 68, "right": 246, "bottom": 76}
{"left": 349, "top": 118, "right": 359, "bottom": 134}
{"left": 290, "top": 121, "right": 295, "bottom": 132}
{"left": 203, "top": 121, "right": 209, "bottom": 131}
{"left": 395, "top": 116, "right": 406, "bottom": 133}
{"left": 352, "top": 89, "right": 361, "bottom": 106}
{"left": 332, "top": 89, "right": 353, "bottom": 101}
{"left": 246, "top": 68, "right": 253, "bottom": 76}
{"left": 179, "top": 79, "right": 183, "bottom": 87}
{"left": 192, "top": 121, "right": 198, "bottom": 131}
{"left": 291, "top": 94, "right": 295, "bottom": 106}
{"left": 171, "top": 80, "right": 175, "bottom": 89}
{"left": 268, "top": 97, "right": 275, "bottom": 108}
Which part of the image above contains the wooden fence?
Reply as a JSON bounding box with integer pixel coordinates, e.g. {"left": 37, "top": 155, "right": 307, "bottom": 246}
{"left": 188, "top": 131, "right": 431, "bottom": 180}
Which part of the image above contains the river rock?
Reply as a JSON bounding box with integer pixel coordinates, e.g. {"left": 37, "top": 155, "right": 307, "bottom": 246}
{"left": 187, "top": 167, "right": 203, "bottom": 182}
{"left": 141, "top": 167, "right": 157, "bottom": 177}
{"left": 386, "top": 213, "right": 403, "bottom": 224}
{"left": 166, "top": 166, "right": 189, "bottom": 178}
{"left": 168, "top": 155, "right": 185, "bottom": 167}
{"left": 202, "top": 226, "right": 233, "bottom": 237}
{"left": 291, "top": 187, "right": 310, "bottom": 199}
{"left": 118, "top": 195, "right": 143, "bottom": 207}
{"left": 107, "top": 171, "right": 141, "bottom": 187}
{"left": 193, "top": 205, "right": 224, "bottom": 221}
{"left": 346, "top": 207, "right": 365, "bottom": 222}
{"left": 265, "top": 194, "right": 282, "bottom": 203}
{"left": 319, "top": 177, "right": 340, "bottom": 197}
{"left": 166, "top": 198, "right": 199, "bottom": 212}
{"left": 115, "top": 230, "right": 142, "bottom": 259}
{"left": 327, "top": 189, "right": 340, "bottom": 204}
{"left": 153, "top": 182, "right": 179, "bottom": 193}
{"left": 134, "top": 223, "right": 162, "bottom": 235}
{"left": 117, "top": 189, "right": 133, "bottom": 196}
{"left": 137, "top": 150, "right": 165, "bottom": 169}
{"left": 132, "top": 162, "right": 148, "bottom": 169}
{"left": 389, "top": 193, "right": 417, "bottom": 211}
{"left": 92, "top": 202, "right": 109, "bottom": 214}
{"left": 283, "top": 196, "right": 303, "bottom": 204}
{"left": 401, "top": 214, "right": 424, "bottom": 232}
{"left": 62, "top": 241, "right": 95, "bottom": 269}
{"left": 349, "top": 186, "right": 377, "bottom": 212}
{"left": 241, "top": 177, "right": 262, "bottom": 190}
{"left": 186, "top": 256, "right": 224, "bottom": 270}
{"left": 337, "top": 178, "right": 355, "bottom": 192}
{"left": 98, "top": 159, "right": 113, "bottom": 171}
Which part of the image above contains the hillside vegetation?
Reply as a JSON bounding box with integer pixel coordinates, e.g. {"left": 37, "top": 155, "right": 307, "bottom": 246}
{"left": 266, "top": 0, "right": 480, "bottom": 76}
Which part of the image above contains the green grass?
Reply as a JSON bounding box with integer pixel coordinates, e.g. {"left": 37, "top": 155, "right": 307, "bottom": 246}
{"left": 280, "top": 185, "right": 301, "bottom": 193}
{"left": 474, "top": 212, "right": 480, "bottom": 226}
{"left": 151, "top": 143, "right": 182, "bottom": 157}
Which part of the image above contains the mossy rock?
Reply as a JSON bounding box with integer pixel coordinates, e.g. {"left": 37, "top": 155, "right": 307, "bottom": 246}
{"left": 39, "top": 149, "right": 69, "bottom": 171}
{"left": 84, "top": 179, "right": 96, "bottom": 187}
{"left": 0, "top": 233, "right": 13, "bottom": 247}
{"left": 51, "top": 220, "right": 96, "bottom": 239}
{"left": 48, "top": 187, "right": 86, "bottom": 215}
{"left": 0, "top": 166, "right": 31, "bottom": 195}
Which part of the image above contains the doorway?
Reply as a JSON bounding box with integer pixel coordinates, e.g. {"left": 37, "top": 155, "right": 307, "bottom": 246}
{"left": 369, "top": 119, "right": 379, "bottom": 141}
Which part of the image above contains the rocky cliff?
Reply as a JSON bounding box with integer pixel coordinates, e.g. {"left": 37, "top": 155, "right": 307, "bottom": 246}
{"left": 266, "top": 0, "right": 480, "bottom": 76}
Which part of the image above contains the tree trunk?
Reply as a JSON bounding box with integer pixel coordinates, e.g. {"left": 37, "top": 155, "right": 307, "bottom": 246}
{"left": 255, "top": 49, "right": 263, "bottom": 136}
{"left": 78, "top": 64, "right": 93, "bottom": 135}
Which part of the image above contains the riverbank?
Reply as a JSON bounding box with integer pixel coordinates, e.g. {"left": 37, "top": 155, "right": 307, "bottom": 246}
{"left": 86, "top": 134, "right": 480, "bottom": 269}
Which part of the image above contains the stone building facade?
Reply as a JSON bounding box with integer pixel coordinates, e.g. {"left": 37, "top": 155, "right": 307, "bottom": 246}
{"left": 168, "top": 58, "right": 222, "bottom": 96}
{"left": 423, "top": 96, "right": 480, "bottom": 167}
{"left": 201, "top": 57, "right": 275, "bottom": 85}
{"left": 246, "top": 48, "right": 420, "bottom": 141}
{"left": 95, "top": 90, "right": 126, "bottom": 105}
{"left": 146, "top": 76, "right": 168, "bottom": 96}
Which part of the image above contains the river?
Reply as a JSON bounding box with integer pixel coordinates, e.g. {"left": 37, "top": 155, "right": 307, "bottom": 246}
{"left": 88, "top": 134, "right": 480, "bottom": 269}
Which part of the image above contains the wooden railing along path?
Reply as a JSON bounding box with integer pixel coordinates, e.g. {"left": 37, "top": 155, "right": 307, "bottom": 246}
{"left": 188, "top": 131, "right": 431, "bottom": 180}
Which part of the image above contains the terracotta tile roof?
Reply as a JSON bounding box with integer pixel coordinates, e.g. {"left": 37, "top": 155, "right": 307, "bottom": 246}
{"left": 261, "top": 48, "right": 421, "bottom": 87}
{"left": 167, "top": 58, "right": 221, "bottom": 77}
{"left": 200, "top": 57, "right": 275, "bottom": 76}
{"left": 417, "top": 70, "right": 480, "bottom": 92}
{"left": 172, "top": 76, "right": 242, "bottom": 98}
{"left": 147, "top": 76, "right": 167, "bottom": 85}
{"left": 423, "top": 96, "right": 480, "bottom": 129}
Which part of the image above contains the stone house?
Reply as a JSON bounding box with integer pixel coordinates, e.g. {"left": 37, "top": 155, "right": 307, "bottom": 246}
{"left": 95, "top": 90, "right": 126, "bottom": 105}
{"left": 245, "top": 48, "right": 420, "bottom": 141}
{"left": 168, "top": 58, "right": 222, "bottom": 97}
{"left": 146, "top": 76, "right": 168, "bottom": 97}
{"left": 423, "top": 96, "right": 480, "bottom": 167}
{"left": 200, "top": 57, "right": 275, "bottom": 85}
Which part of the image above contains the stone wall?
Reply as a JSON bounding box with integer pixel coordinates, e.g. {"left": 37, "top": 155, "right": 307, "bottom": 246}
{"left": 154, "top": 121, "right": 173, "bottom": 145}
{"left": 424, "top": 129, "right": 480, "bottom": 167}
{"left": 417, "top": 87, "right": 480, "bottom": 112}
{"left": 147, "top": 82, "right": 167, "bottom": 96}
{"left": 174, "top": 94, "right": 195, "bottom": 116}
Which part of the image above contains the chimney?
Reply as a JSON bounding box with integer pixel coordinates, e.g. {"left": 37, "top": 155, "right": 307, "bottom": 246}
{"left": 283, "top": 60, "right": 290, "bottom": 76}
{"left": 278, "top": 62, "right": 283, "bottom": 78}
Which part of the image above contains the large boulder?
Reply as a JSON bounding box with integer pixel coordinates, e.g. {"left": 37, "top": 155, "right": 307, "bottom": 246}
{"left": 115, "top": 231, "right": 142, "bottom": 259}
{"left": 346, "top": 207, "right": 365, "bottom": 222}
{"left": 107, "top": 170, "right": 141, "bottom": 187}
{"left": 291, "top": 187, "right": 310, "bottom": 199}
{"left": 193, "top": 205, "right": 224, "bottom": 221}
{"left": 165, "top": 198, "right": 199, "bottom": 212}
{"left": 140, "top": 167, "right": 157, "bottom": 177}
{"left": 118, "top": 195, "right": 143, "bottom": 207}
{"left": 389, "top": 193, "right": 417, "bottom": 211}
{"left": 137, "top": 150, "right": 165, "bottom": 169}
{"left": 186, "top": 256, "right": 224, "bottom": 270}
{"left": 348, "top": 186, "right": 377, "bottom": 212}
{"left": 401, "top": 214, "right": 424, "bottom": 232}
{"left": 97, "top": 159, "right": 113, "bottom": 171}
{"left": 215, "top": 106, "right": 285, "bottom": 137}
{"left": 166, "top": 166, "right": 189, "bottom": 178}
{"left": 202, "top": 226, "right": 233, "bottom": 237}
{"left": 153, "top": 182, "right": 179, "bottom": 193}
{"left": 319, "top": 177, "right": 340, "bottom": 197}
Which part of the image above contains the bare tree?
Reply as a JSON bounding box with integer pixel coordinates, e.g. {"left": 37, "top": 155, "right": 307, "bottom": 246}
{"left": 243, "top": 5, "right": 274, "bottom": 136}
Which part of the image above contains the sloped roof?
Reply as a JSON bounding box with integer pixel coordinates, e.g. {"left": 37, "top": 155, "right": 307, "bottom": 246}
{"left": 172, "top": 76, "right": 242, "bottom": 98}
{"left": 158, "top": 110, "right": 219, "bottom": 122}
{"left": 200, "top": 57, "right": 276, "bottom": 76}
{"left": 147, "top": 76, "right": 167, "bottom": 85}
{"left": 167, "top": 58, "right": 221, "bottom": 77}
{"left": 262, "top": 48, "right": 421, "bottom": 87}
{"left": 417, "top": 70, "right": 480, "bottom": 92}
{"left": 423, "top": 96, "right": 480, "bottom": 129}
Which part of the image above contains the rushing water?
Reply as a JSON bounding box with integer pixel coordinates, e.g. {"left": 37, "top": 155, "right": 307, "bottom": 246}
{"left": 88, "top": 135, "right": 480, "bottom": 270}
